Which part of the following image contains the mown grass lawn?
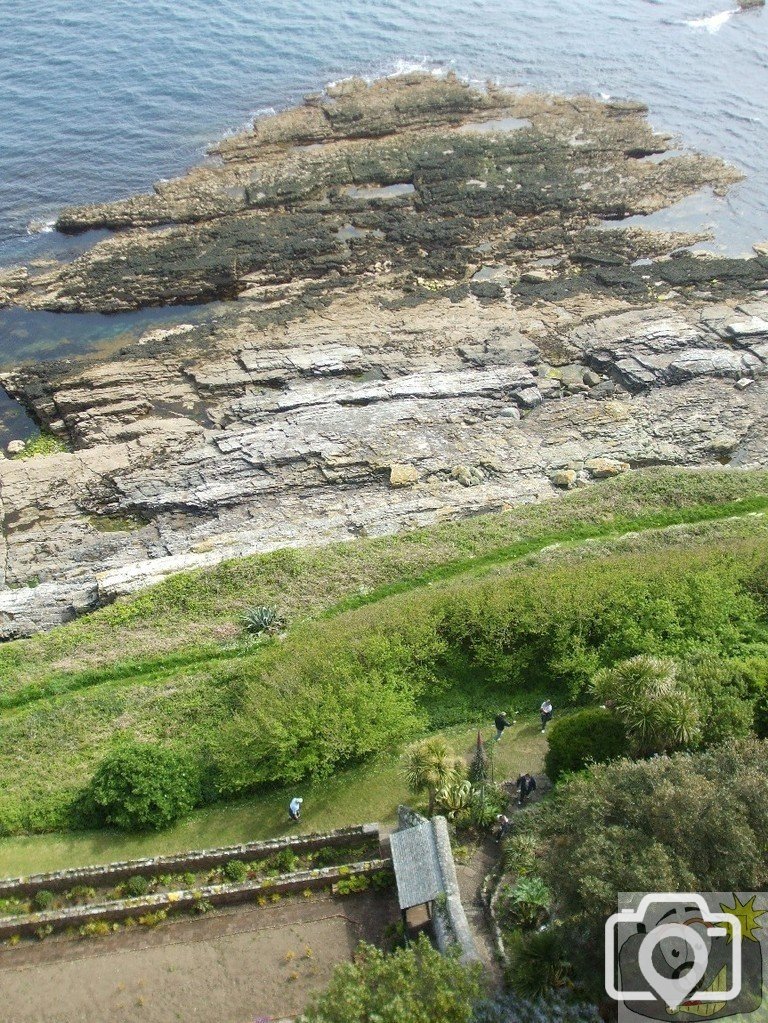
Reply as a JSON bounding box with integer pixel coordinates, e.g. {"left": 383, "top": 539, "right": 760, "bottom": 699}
{"left": 0, "top": 718, "right": 547, "bottom": 876}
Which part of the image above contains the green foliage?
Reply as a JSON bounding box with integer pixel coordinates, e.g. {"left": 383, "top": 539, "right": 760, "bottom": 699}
{"left": 122, "top": 875, "right": 151, "bottom": 898}
{"left": 32, "top": 889, "right": 55, "bottom": 912}
{"left": 89, "top": 742, "right": 199, "bottom": 831}
{"left": 242, "top": 605, "right": 284, "bottom": 636}
{"left": 11, "top": 432, "right": 68, "bottom": 459}
{"left": 335, "top": 874, "right": 370, "bottom": 895}
{"left": 497, "top": 876, "right": 551, "bottom": 930}
{"left": 137, "top": 909, "right": 167, "bottom": 927}
{"left": 590, "top": 656, "right": 700, "bottom": 755}
{"left": 223, "top": 859, "right": 248, "bottom": 883}
{"left": 544, "top": 708, "right": 628, "bottom": 782}
{"left": 469, "top": 785, "right": 507, "bottom": 830}
{"left": 402, "top": 736, "right": 465, "bottom": 814}
{"left": 2, "top": 471, "right": 768, "bottom": 838}
{"left": 435, "top": 780, "right": 473, "bottom": 819}
{"left": 79, "top": 920, "right": 112, "bottom": 938}
{"left": 65, "top": 886, "right": 96, "bottom": 903}
{"left": 532, "top": 739, "right": 768, "bottom": 993}
{"left": 505, "top": 929, "right": 571, "bottom": 998}
{"left": 299, "top": 933, "right": 484, "bottom": 1023}
{"left": 0, "top": 897, "right": 28, "bottom": 916}
{"left": 263, "top": 848, "right": 299, "bottom": 873}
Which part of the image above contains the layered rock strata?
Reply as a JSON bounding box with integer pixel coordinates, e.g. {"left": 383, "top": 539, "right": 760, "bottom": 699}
{"left": 0, "top": 74, "right": 767, "bottom": 637}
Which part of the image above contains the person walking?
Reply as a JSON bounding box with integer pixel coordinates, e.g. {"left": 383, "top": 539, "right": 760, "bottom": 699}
{"left": 515, "top": 772, "right": 537, "bottom": 807}
{"left": 495, "top": 813, "right": 512, "bottom": 842}
{"left": 494, "top": 711, "right": 513, "bottom": 742}
{"left": 288, "top": 796, "right": 303, "bottom": 822}
{"left": 540, "top": 699, "right": 553, "bottom": 732}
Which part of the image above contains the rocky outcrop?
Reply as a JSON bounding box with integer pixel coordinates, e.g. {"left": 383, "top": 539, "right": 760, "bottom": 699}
{"left": 0, "top": 75, "right": 748, "bottom": 314}
{"left": 0, "top": 74, "right": 767, "bottom": 637}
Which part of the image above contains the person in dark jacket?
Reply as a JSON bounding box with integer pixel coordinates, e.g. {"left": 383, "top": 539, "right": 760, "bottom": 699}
{"left": 494, "top": 711, "right": 513, "bottom": 742}
{"left": 515, "top": 772, "right": 537, "bottom": 807}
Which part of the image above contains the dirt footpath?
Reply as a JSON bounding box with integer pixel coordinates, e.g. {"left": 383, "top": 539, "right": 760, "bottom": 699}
{"left": 0, "top": 891, "right": 398, "bottom": 1023}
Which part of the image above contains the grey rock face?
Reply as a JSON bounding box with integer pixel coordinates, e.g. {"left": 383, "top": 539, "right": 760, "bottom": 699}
{"left": 0, "top": 74, "right": 767, "bottom": 637}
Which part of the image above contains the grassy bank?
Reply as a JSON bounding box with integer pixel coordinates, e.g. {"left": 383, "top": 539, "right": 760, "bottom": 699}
{"left": 3, "top": 468, "right": 768, "bottom": 687}
{"left": 0, "top": 469, "right": 767, "bottom": 843}
{"left": 0, "top": 719, "right": 546, "bottom": 876}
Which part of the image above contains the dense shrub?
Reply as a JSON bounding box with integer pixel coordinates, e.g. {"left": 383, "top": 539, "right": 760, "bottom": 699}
{"left": 32, "top": 889, "right": 55, "bottom": 912}
{"left": 223, "top": 859, "right": 248, "bottom": 883}
{"left": 531, "top": 740, "right": 768, "bottom": 992}
{"left": 544, "top": 708, "right": 627, "bottom": 782}
{"left": 505, "top": 929, "right": 571, "bottom": 998}
{"left": 123, "top": 875, "right": 151, "bottom": 898}
{"left": 299, "top": 933, "right": 484, "bottom": 1023}
{"left": 90, "top": 742, "right": 199, "bottom": 831}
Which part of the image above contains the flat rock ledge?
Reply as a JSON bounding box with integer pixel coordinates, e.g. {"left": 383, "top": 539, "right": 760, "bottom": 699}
{"left": 0, "top": 74, "right": 767, "bottom": 637}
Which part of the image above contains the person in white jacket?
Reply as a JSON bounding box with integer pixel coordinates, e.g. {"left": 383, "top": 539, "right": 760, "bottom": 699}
{"left": 540, "top": 699, "right": 553, "bottom": 732}
{"left": 288, "top": 796, "right": 303, "bottom": 821}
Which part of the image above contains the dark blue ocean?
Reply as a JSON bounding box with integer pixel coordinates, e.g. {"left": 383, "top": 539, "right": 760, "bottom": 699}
{"left": 0, "top": 0, "right": 766, "bottom": 436}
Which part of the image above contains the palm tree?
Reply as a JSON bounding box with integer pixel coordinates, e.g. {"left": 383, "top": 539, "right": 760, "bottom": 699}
{"left": 590, "top": 655, "right": 700, "bottom": 756}
{"left": 402, "top": 736, "right": 465, "bottom": 815}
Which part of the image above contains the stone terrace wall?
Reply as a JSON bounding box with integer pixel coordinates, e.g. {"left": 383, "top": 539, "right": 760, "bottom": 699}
{"left": 0, "top": 823, "right": 380, "bottom": 897}
{"left": 0, "top": 858, "right": 391, "bottom": 940}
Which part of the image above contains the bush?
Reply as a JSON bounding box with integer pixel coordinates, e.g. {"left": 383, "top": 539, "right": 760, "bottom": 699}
{"left": 497, "top": 876, "right": 550, "bottom": 930}
{"left": 32, "top": 889, "right": 55, "bottom": 912}
{"left": 123, "top": 875, "right": 151, "bottom": 898}
{"left": 90, "top": 742, "right": 199, "bottom": 831}
{"left": 65, "top": 885, "right": 96, "bottom": 904}
{"left": 505, "top": 928, "right": 571, "bottom": 997}
{"left": 544, "top": 708, "right": 628, "bottom": 782}
{"left": 299, "top": 933, "right": 483, "bottom": 1023}
{"left": 533, "top": 739, "right": 768, "bottom": 994}
{"left": 223, "top": 859, "right": 248, "bottom": 883}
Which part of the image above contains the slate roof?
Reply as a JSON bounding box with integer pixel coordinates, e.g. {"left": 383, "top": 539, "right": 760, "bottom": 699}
{"left": 390, "top": 820, "right": 445, "bottom": 910}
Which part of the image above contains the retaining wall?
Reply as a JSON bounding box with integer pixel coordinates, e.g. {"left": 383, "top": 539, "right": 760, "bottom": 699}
{"left": 0, "top": 823, "right": 380, "bottom": 898}
{"left": 0, "top": 858, "right": 392, "bottom": 940}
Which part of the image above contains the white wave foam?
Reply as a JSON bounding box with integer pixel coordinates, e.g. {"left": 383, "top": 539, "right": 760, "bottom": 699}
{"left": 26, "top": 218, "right": 56, "bottom": 235}
{"left": 684, "top": 9, "right": 737, "bottom": 32}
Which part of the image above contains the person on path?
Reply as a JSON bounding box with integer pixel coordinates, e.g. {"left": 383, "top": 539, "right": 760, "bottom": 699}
{"left": 540, "top": 699, "right": 553, "bottom": 732}
{"left": 288, "top": 796, "right": 303, "bottom": 822}
{"left": 516, "top": 772, "right": 537, "bottom": 807}
{"left": 494, "top": 711, "right": 513, "bottom": 742}
{"left": 495, "top": 813, "right": 512, "bottom": 842}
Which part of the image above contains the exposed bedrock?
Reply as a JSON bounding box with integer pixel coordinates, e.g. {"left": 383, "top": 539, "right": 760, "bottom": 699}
{"left": 0, "top": 74, "right": 767, "bottom": 637}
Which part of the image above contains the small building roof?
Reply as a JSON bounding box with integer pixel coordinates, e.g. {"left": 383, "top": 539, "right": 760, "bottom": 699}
{"left": 390, "top": 820, "right": 445, "bottom": 910}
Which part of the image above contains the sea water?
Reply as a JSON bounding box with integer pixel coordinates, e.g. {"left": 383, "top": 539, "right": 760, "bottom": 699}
{"left": 0, "top": 0, "right": 766, "bottom": 433}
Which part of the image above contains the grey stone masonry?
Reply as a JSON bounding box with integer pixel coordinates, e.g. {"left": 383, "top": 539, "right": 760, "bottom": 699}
{"left": 0, "top": 858, "right": 391, "bottom": 940}
{"left": 392, "top": 807, "right": 479, "bottom": 963}
{"left": 0, "top": 823, "right": 380, "bottom": 898}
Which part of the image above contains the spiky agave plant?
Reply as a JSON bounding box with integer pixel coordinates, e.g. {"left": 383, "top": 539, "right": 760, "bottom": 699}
{"left": 242, "top": 605, "right": 284, "bottom": 636}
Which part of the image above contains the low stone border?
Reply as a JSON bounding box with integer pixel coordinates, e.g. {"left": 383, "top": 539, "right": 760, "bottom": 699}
{"left": 0, "top": 858, "right": 392, "bottom": 940}
{"left": 0, "top": 823, "right": 380, "bottom": 897}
